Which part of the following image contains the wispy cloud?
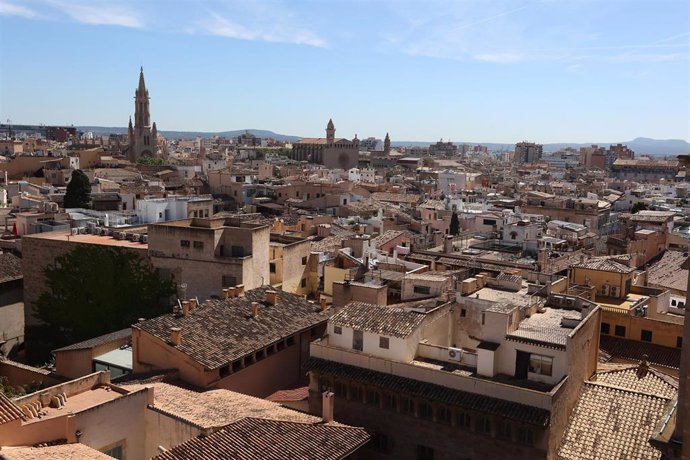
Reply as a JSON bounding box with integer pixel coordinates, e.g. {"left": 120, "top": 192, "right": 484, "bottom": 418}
{"left": 200, "top": 11, "right": 326, "bottom": 48}
{"left": 0, "top": 1, "right": 37, "bottom": 18}
{"left": 47, "top": 0, "right": 144, "bottom": 28}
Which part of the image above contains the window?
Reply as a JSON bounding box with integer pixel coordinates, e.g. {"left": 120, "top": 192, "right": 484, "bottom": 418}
{"left": 401, "top": 397, "right": 415, "bottom": 415}
{"left": 418, "top": 401, "right": 433, "bottom": 420}
{"left": 379, "top": 336, "right": 390, "bottom": 349}
{"left": 600, "top": 322, "right": 610, "bottom": 334}
{"left": 302, "top": 256, "right": 308, "bottom": 265}
{"left": 678, "top": 336, "right": 683, "bottom": 348}
{"left": 270, "top": 263, "right": 276, "bottom": 273}
{"left": 366, "top": 389, "right": 380, "bottom": 406}
{"left": 381, "top": 392, "right": 396, "bottom": 411}
{"left": 456, "top": 411, "right": 471, "bottom": 429}
{"left": 460, "top": 308, "right": 467, "bottom": 317}
{"left": 231, "top": 245, "right": 245, "bottom": 257}
{"left": 180, "top": 240, "right": 190, "bottom": 248}
{"left": 413, "top": 286, "right": 431, "bottom": 295}
{"left": 102, "top": 442, "right": 124, "bottom": 460}
{"left": 497, "top": 420, "right": 512, "bottom": 440}
{"left": 476, "top": 415, "right": 492, "bottom": 434}
{"left": 641, "top": 330, "right": 653, "bottom": 342}
{"left": 334, "top": 326, "right": 342, "bottom": 335}
{"left": 517, "top": 426, "right": 535, "bottom": 446}
{"left": 614, "top": 325, "right": 626, "bottom": 337}
{"left": 437, "top": 405, "right": 452, "bottom": 424}
{"left": 158, "top": 212, "right": 163, "bottom": 219}
{"left": 301, "top": 278, "right": 307, "bottom": 288}
{"left": 483, "top": 218, "right": 496, "bottom": 226}
{"left": 352, "top": 330, "right": 363, "bottom": 351}
{"left": 529, "top": 354, "right": 553, "bottom": 376}
{"left": 417, "top": 445, "right": 434, "bottom": 460}
{"left": 193, "top": 241, "right": 204, "bottom": 249}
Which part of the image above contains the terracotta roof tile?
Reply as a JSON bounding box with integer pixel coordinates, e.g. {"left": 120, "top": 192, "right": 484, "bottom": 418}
{"left": 153, "top": 417, "right": 370, "bottom": 460}
{"left": 121, "top": 382, "right": 320, "bottom": 429}
{"left": 0, "top": 253, "right": 22, "bottom": 284}
{"left": 52, "top": 328, "right": 131, "bottom": 352}
{"left": 594, "top": 366, "right": 677, "bottom": 399}
{"left": 599, "top": 336, "right": 681, "bottom": 370}
{"left": 331, "top": 302, "right": 427, "bottom": 338}
{"left": 135, "top": 287, "right": 331, "bottom": 369}
{"left": 0, "top": 444, "right": 113, "bottom": 460}
{"left": 646, "top": 250, "right": 688, "bottom": 293}
{"left": 0, "top": 393, "right": 23, "bottom": 425}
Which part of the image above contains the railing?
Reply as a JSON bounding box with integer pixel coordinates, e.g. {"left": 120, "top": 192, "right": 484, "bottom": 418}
{"left": 310, "top": 339, "right": 562, "bottom": 410}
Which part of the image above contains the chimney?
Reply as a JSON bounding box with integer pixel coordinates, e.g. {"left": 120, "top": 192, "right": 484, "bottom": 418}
{"left": 170, "top": 327, "right": 182, "bottom": 346}
{"left": 444, "top": 235, "right": 453, "bottom": 254}
{"left": 189, "top": 298, "right": 198, "bottom": 310}
{"left": 251, "top": 301, "right": 260, "bottom": 318}
{"left": 228, "top": 287, "right": 237, "bottom": 298}
{"left": 320, "top": 298, "right": 328, "bottom": 311}
{"left": 223, "top": 288, "right": 230, "bottom": 299}
{"left": 236, "top": 284, "right": 245, "bottom": 297}
{"left": 322, "top": 391, "right": 334, "bottom": 423}
{"left": 181, "top": 301, "right": 190, "bottom": 316}
{"left": 266, "top": 290, "right": 277, "bottom": 306}
{"left": 636, "top": 354, "right": 650, "bottom": 379}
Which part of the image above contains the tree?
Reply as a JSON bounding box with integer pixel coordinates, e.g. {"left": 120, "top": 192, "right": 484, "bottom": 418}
{"left": 138, "top": 156, "right": 165, "bottom": 166}
{"left": 64, "top": 169, "right": 91, "bottom": 209}
{"left": 449, "top": 211, "right": 460, "bottom": 236}
{"left": 631, "top": 202, "right": 649, "bottom": 214}
{"left": 27, "top": 246, "right": 175, "bottom": 362}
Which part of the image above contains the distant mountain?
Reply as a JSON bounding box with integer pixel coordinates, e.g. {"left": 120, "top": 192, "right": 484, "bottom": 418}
{"left": 78, "top": 126, "right": 301, "bottom": 143}
{"left": 78, "top": 126, "right": 688, "bottom": 156}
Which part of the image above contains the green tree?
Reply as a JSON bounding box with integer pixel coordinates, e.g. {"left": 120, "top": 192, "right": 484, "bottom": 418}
{"left": 27, "top": 246, "right": 175, "bottom": 363}
{"left": 631, "top": 202, "right": 649, "bottom": 214}
{"left": 64, "top": 169, "right": 91, "bottom": 209}
{"left": 449, "top": 212, "right": 460, "bottom": 236}
{"left": 138, "top": 156, "right": 165, "bottom": 166}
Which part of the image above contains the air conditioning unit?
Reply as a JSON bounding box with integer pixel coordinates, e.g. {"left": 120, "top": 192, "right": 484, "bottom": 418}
{"left": 448, "top": 347, "right": 463, "bottom": 362}
{"left": 610, "top": 286, "right": 620, "bottom": 298}
{"left": 601, "top": 285, "right": 610, "bottom": 296}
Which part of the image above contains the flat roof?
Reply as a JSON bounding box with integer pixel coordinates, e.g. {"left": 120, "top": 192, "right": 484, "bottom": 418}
{"left": 23, "top": 231, "right": 148, "bottom": 249}
{"left": 94, "top": 346, "right": 133, "bottom": 370}
{"left": 596, "top": 293, "right": 648, "bottom": 313}
{"left": 24, "top": 387, "right": 122, "bottom": 424}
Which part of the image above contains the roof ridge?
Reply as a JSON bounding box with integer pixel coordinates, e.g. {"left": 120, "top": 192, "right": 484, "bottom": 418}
{"left": 585, "top": 380, "right": 673, "bottom": 401}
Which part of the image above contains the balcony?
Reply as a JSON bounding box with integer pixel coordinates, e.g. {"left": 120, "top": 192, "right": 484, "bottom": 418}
{"left": 310, "top": 338, "right": 564, "bottom": 411}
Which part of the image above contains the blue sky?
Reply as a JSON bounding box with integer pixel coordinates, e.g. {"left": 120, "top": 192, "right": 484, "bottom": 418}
{"left": 0, "top": 0, "right": 688, "bottom": 143}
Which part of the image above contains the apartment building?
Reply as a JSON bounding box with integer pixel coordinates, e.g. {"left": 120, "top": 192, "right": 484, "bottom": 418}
{"left": 147, "top": 217, "right": 270, "bottom": 299}
{"left": 306, "top": 287, "right": 600, "bottom": 459}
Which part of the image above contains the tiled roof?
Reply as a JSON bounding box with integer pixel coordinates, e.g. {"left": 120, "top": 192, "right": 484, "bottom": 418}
{"left": 594, "top": 365, "right": 678, "bottom": 399}
{"left": 370, "top": 192, "right": 420, "bottom": 204}
{"left": 52, "top": 328, "right": 131, "bottom": 352}
{"left": 121, "top": 382, "right": 321, "bottom": 429}
{"left": 0, "top": 444, "right": 113, "bottom": 459}
{"left": 0, "top": 393, "right": 23, "bottom": 425}
{"left": 153, "top": 417, "right": 370, "bottom": 460}
{"left": 557, "top": 379, "right": 673, "bottom": 460}
{"left": 571, "top": 256, "right": 635, "bottom": 274}
{"left": 647, "top": 250, "right": 688, "bottom": 293}
{"left": 507, "top": 308, "right": 581, "bottom": 349}
{"left": 135, "top": 287, "right": 331, "bottom": 369}
{"left": 331, "top": 302, "right": 427, "bottom": 338}
{"left": 0, "top": 253, "right": 22, "bottom": 284}
{"left": 599, "top": 336, "right": 681, "bottom": 370}
{"left": 265, "top": 386, "right": 309, "bottom": 402}
{"left": 370, "top": 230, "right": 408, "bottom": 249}
{"left": 629, "top": 210, "right": 676, "bottom": 223}
{"left": 305, "top": 357, "right": 550, "bottom": 426}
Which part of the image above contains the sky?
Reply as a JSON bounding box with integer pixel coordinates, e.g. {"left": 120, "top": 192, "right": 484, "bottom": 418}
{"left": 0, "top": 0, "right": 689, "bottom": 144}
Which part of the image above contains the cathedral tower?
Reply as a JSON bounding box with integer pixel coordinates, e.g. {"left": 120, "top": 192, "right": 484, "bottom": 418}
{"left": 128, "top": 67, "right": 157, "bottom": 162}
{"left": 384, "top": 132, "right": 391, "bottom": 155}
{"left": 326, "top": 118, "right": 335, "bottom": 144}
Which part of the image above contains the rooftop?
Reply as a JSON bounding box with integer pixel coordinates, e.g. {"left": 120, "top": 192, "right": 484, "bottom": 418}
{"left": 0, "top": 444, "right": 113, "bottom": 460}
{"left": 135, "top": 287, "right": 331, "bottom": 369}
{"left": 331, "top": 301, "right": 428, "bottom": 338}
{"left": 557, "top": 364, "right": 676, "bottom": 460}
{"left": 122, "top": 382, "right": 320, "bottom": 429}
{"left": 22, "top": 231, "right": 148, "bottom": 250}
{"left": 153, "top": 417, "right": 370, "bottom": 460}
{"left": 507, "top": 308, "right": 583, "bottom": 349}
{"left": 0, "top": 252, "right": 22, "bottom": 284}
{"left": 52, "top": 328, "right": 131, "bottom": 352}
{"left": 571, "top": 256, "right": 635, "bottom": 274}
{"left": 647, "top": 250, "right": 689, "bottom": 293}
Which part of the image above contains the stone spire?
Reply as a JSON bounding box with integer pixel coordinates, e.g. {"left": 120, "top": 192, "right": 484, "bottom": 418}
{"left": 326, "top": 118, "right": 335, "bottom": 144}
{"left": 384, "top": 132, "right": 391, "bottom": 155}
